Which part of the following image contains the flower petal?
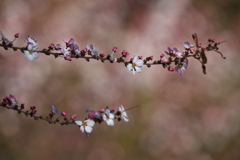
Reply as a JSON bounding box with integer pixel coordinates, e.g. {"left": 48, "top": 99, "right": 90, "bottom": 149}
{"left": 132, "top": 56, "right": 138, "bottom": 63}
{"left": 75, "top": 120, "right": 83, "bottom": 126}
{"left": 85, "top": 126, "right": 93, "bottom": 133}
{"left": 107, "top": 119, "right": 114, "bottom": 126}
{"left": 127, "top": 64, "right": 133, "bottom": 71}
{"left": 135, "top": 66, "right": 142, "bottom": 73}
{"left": 135, "top": 60, "right": 143, "bottom": 66}
{"left": 86, "top": 119, "right": 95, "bottom": 127}
{"left": 80, "top": 126, "right": 85, "bottom": 133}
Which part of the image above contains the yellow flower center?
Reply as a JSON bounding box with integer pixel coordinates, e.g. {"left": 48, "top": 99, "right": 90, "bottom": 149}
{"left": 29, "top": 50, "right": 34, "bottom": 55}
{"left": 82, "top": 122, "right": 87, "bottom": 127}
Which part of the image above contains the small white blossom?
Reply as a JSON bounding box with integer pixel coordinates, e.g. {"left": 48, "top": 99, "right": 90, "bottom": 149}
{"left": 24, "top": 36, "right": 38, "bottom": 61}
{"left": 127, "top": 56, "right": 144, "bottom": 75}
{"left": 24, "top": 45, "right": 38, "bottom": 61}
{"left": 75, "top": 119, "right": 95, "bottom": 133}
{"left": 118, "top": 105, "right": 129, "bottom": 122}
{"left": 103, "top": 113, "right": 115, "bottom": 126}
{"left": 61, "top": 45, "right": 70, "bottom": 56}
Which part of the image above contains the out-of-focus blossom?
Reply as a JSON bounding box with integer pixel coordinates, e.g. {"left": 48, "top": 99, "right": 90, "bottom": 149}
{"left": 63, "top": 38, "right": 80, "bottom": 55}
{"left": 175, "top": 58, "right": 189, "bottom": 75}
{"left": 61, "top": 45, "right": 72, "bottom": 61}
{"left": 175, "top": 51, "right": 185, "bottom": 58}
{"left": 127, "top": 56, "right": 144, "bottom": 75}
{"left": 182, "top": 41, "right": 195, "bottom": 49}
{"left": 75, "top": 119, "right": 95, "bottom": 133}
{"left": 51, "top": 106, "right": 62, "bottom": 115}
{"left": 160, "top": 54, "right": 168, "bottom": 63}
{"left": 61, "top": 46, "right": 70, "bottom": 56}
{"left": 86, "top": 44, "right": 98, "bottom": 56}
{"left": 110, "top": 51, "right": 117, "bottom": 62}
{"left": 165, "top": 47, "right": 178, "bottom": 55}
{"left": 118, "top": 105, "right": 129, "bottom": 122}
{"left": 3, "top": 94, "right": 18, "bottom": 108}
{"left": 1, "top": 32, "right": 12, "bottom": 46}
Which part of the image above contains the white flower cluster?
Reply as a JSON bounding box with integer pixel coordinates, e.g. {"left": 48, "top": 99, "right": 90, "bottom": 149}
{"left": 75, "top": 105, "right": 129, "bottom": 134}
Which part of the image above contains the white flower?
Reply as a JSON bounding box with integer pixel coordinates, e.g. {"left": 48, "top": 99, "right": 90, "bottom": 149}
{"left": 127, "top": 56, "right": 144, "bottom": 75}
{"left": 24, "top": 36, "right": 38, "bottom": 61}
{"left": 61, "top": 45, "right": 70, "bottom": 56}
{"left": 75, "top": 119, "right": 95, "bottom": 133}
{"left": 24, "top": 44, "right": 38, "bottom": 61}
{"left": 103, "top": 113, "right": 115, "bottom": 126}
{"left": 118, "top": 105, "right": 129, "bottom": 122}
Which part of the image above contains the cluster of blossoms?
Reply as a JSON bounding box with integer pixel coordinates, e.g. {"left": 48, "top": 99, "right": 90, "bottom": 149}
{"left": 75, "top": 105, "right": 129, "bottom": 136}
{"left": 1, "top": 95, "right": 129, "bottom": 137}
{"left": 0, "top": 31, "right": 225, "bottom": 75}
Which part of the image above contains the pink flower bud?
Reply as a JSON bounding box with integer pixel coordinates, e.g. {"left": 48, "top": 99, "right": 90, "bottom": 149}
{"left": 30, "top": 106, "right": 36, "bottom": 110}
{"left": 112, "top": 47, "right": 118, "bottom": 52}
{"left": 71, "top": 114, "right": 77, "bottom": 119}
{"left": 48, "top": 43, "right": 55, "bottom": 50}
{"left": 121, "top": 50, "right": 129, "bottom": 57}
{"left": 99, "top": 107, "right": 105, "bottom": 112}
{"left": 14, "top": 33, "right": 19, "bottom": 38}
{"left": 100, "top": 53, "right": 105, "bottom": 58}
{"left": 88, "top": 111, "right": 95, "bottom": 118}
{"left": 168, "top": 66, "right": 175, "bottom": 72}
{"left": 62, "top": 112, "right": 68, "bottom": 116}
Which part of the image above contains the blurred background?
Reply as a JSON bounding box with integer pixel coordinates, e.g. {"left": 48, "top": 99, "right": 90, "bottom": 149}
{"left": 0, "top": 0, "right": 240, "bottom": 160}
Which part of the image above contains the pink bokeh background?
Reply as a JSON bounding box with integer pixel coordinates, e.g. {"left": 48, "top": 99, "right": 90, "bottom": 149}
{"left": 0, "top": 0, "right": 240, "bottom": 160}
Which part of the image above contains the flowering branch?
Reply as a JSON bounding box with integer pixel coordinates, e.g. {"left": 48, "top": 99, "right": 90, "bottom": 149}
{"left": 1, "top": 94, "right": 133, "bottom": 137}
{"left": 0, "top": 31, "right": 226, "bottom": 75}
{"left": 0, "top": 31, "right": 226, "bottom": 137}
